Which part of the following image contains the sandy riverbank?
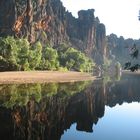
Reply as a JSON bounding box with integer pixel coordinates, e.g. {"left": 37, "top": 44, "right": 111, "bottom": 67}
{"left": 0, "top": 71, "right": 95, "bottom": 84}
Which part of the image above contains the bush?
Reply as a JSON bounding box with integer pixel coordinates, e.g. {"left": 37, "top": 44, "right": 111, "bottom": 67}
{"left": 0, "top": 37, "right": 95, "bottom": 72}
{"left": 58, "top": 44, "right": 95, "bottom": 72}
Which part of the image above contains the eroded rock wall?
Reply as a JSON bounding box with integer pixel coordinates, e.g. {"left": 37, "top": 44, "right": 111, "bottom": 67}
{"left": 0, "top": 0, "right": 107, "bottom": 64}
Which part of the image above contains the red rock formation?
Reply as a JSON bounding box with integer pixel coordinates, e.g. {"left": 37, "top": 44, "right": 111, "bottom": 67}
{"left": 0, "top": 0, "right": 107, "bottom": 64}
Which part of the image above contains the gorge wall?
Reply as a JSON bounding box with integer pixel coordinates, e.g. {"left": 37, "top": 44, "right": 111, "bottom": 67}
{"left": 0, "top": 0, "right": 107, "bottom": 65}
{"left": 107, "top": 34, "right": 140, "bottom": 67}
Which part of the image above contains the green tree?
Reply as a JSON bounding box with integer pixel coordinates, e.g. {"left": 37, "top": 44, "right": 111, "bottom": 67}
{"left": 40, "top": 44, "right": 59, "bottom": 70}
{"left": 0, "top": 36, "right": 19, "bottom": 70}
{"left": 29, "top": 41, "right": 42, "bottom": 69}
{"left": 0, "top": 37, "right": 94, "bottom": 72}
{"left": 58, "top": 46, "right": 94, "bottom": 72}
{"left": 16, "top": 38, "right": 30, "bottom": 70}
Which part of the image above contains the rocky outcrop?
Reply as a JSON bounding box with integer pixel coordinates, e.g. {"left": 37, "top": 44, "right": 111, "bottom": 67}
{"left": 107, "top": 33, "right": 140, "bottom": 66}
{"left": 45, "top": 0, "right": 69, "bottom": 46}
{"left": 0, "top": 0, "right": 49, "bottom": 42}
{"left": 95, "top": 23, "right": 107, "bottom": 64}
{"left": 0, "top": 0, "right": 16, "bottom": 36}
{"left": 66, "top": 9, "right": 107, "bottom": 64}
{"left": 0, "top": 0, "right": 107, "bottom": 64}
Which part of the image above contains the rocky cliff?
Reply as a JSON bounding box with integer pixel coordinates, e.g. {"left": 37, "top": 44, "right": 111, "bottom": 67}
{"left": 66, "top": 9, "right": 107, "bottom": 64}
{"left": 0, "top": 0, "right": 107, "bottom": 65}
{"left": 107, "top": 33, "right": 140, "bottom": 66}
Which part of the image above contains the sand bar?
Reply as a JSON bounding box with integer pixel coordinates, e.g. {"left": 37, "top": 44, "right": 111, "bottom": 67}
{"left": 0, "top": 71, "right": 95, "bottom": 84}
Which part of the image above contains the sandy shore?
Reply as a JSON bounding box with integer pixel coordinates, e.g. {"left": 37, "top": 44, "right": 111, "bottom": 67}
{"left": 0, "top": 71, "right": 95, "bottom": 84}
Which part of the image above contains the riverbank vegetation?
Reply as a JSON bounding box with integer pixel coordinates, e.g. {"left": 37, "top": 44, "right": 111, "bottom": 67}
{"left": 0, "top": 36, "right": 94, "bottom": 72}
{"left": 0, "top": 81, "right": 91, "bottom": 108}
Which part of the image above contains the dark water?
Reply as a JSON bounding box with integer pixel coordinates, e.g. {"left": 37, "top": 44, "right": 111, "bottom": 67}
{"left": 0, "top": 73, "right": 140, "bottom": 140}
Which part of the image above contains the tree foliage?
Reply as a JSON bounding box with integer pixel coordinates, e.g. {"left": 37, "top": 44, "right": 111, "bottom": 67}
{"left": 124, "top": 43, "right": 140, "bottom": 72}
{"left": 57, "top": 44, "right": 95, "bottom": 72}
{"left": 0, "top": 36, "right": 95, "bottom": 72}
{"left": 40, "top": 44, "right": 59, "bottom": 70}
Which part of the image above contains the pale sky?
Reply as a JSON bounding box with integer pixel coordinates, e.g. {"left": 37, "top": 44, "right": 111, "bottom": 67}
{"left": 61, "top": 0, "right": 140, "bottom": 39}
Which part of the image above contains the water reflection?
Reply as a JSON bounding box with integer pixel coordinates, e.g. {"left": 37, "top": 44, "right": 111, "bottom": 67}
{"left": 0, "top": 73, "right": 140, "bottom": 140}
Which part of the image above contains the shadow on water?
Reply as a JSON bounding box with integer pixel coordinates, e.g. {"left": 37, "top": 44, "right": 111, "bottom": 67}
{"left": 0, "top": 73, "right": 140, "bottom": 140}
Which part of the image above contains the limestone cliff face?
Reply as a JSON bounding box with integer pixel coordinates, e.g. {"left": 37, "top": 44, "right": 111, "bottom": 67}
{"left": 0, "top": 0, "right": 107, "bottom": 64}
{"left": 66, "top": 9, "right": 107, "bottom": 64}
{"left": 45, "top": 0, "right": 69, "bottom": 46}
{"left": 95, "top": 23, "right": 107, "bottom": 64}
{"left": 107, "top": 34, "right": 140, "bottom": 65}
{"left": 0, "top": 0, "right": 16, "bottom": 36}
{"left": 0, "top": 0, "right": 48, "bottom": 42}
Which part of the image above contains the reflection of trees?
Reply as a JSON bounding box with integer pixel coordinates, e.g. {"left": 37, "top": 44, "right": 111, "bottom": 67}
{"left": 0, "top": 74, "right": 140, "bottom": 140}
{"left": 0, "top": 81, "right": 92, "bottom": 140}
{"left": 0, "top": 81, "right": 90, "bottom": 108}
{"left": 0, "top": 84, "right": 42, "bottom": 108}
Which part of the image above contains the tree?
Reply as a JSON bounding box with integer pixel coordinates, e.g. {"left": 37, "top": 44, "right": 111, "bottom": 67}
{"left": 124, "top": 43, "right": 140, "bottom": 72}
{"left": 0, "top": 37, "right": 94, "bottom": 72}
{"left": 0, "top": 36, "right": 19, "bottom": 70}
{"left": 58, "top": 46, "right": 94, "bottom": 72}
{"left": 40, "top": 44, "right": 59, "bottom": 70}
{"left": 29, "top": 41, "right": 42, "bottom": 69}
{"left": 16, "top": 38, "right": 30, "bottom": 70}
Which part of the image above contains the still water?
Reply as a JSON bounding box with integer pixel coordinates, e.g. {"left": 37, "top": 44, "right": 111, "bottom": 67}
{"left": 0, "top": 73, "right": 140, "bottom": 140}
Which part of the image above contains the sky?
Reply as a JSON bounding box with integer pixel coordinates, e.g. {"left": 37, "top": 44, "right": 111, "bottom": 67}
{"left": 61, "top": 0, "right": 140, "bottom": 39}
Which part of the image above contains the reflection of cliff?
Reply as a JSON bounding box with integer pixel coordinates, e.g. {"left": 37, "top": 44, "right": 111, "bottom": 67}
{"left": 0, "top": 81, "right": 105, "bottom": 140}
{"left": 65, "top": 82, "right": 105, "bottom": 133}
{"left": 0, "top": 74, "right": 140, "bottom": 140}
{"left": 105, "top": 73, "right": 140, "bottom": 107}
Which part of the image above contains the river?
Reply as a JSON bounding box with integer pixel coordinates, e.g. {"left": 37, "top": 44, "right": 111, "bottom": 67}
{"left": 0, "top": 72, "right": 140, "bottom": 140}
